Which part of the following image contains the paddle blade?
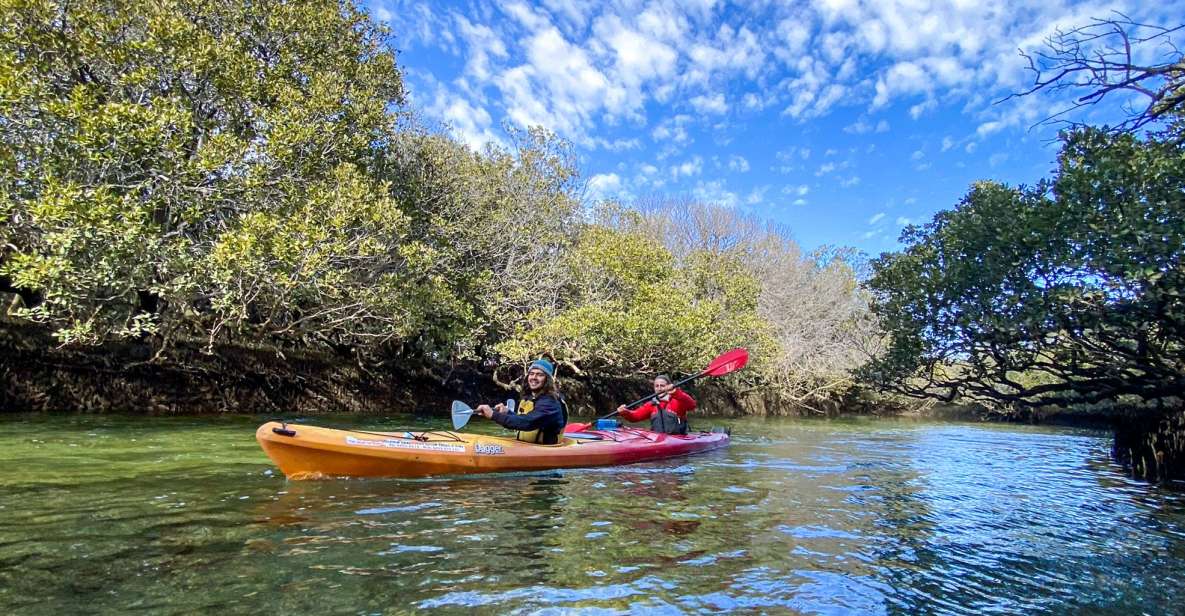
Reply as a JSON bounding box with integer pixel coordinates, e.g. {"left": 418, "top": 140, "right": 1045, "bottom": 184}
{"left": 451, "top": 400, "right": 474, "bottom": 430}
{"left": 705, "top": 348, "right": 749, "bottom": 376}
{"left": 506, "top": 399, "right": 516, "bottom": 414}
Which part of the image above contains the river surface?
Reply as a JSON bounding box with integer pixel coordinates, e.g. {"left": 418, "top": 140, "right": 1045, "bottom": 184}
{"left": 1, "top": 414, "right": 1183, "bottom": 615}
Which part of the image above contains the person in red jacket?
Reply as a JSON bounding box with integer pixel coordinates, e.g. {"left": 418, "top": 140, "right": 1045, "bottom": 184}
{"left": 616, "top": 374, "right": 696, "bottom": 435}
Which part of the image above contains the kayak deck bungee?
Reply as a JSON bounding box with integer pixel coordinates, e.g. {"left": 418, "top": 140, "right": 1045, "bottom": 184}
{"left": 255, "top": 421, "right": 729, "bottom": 479}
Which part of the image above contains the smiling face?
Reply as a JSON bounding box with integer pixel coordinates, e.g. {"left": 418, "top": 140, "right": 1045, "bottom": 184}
{"left": 653, "top": 376, "right": 671, "bottom": 394}
{"left": 526, "top": 367, "right": 549, "bottom": 391}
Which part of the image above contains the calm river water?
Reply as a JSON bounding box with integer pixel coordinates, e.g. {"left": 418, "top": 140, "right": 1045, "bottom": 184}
{"left": 1, "top": 414, "right": 1183, "bottom": 615}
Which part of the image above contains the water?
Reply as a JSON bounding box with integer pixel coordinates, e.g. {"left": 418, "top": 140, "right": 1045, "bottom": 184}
{"left": 1, "top": 414, "right": 1183, "bottom": 615}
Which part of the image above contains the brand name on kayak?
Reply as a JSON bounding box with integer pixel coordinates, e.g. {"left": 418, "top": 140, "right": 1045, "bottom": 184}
{"left": 345, "top": 436, "right": 466, "bottom": 453}
{"left": 474, "top": 442, "right": 504, "bottom": 455}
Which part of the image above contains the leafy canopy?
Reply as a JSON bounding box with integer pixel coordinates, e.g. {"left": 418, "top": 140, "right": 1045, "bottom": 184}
{"left": 865, "top": 127, "right": 1185, "bottom": 408}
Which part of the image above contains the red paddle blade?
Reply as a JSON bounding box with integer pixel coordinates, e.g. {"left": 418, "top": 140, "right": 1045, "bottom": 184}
{"left": 705, "top": 348, "right": 749, "bottom": 376}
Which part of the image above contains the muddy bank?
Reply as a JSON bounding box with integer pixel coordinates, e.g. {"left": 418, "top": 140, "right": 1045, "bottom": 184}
{"left": 1112, "top": 409, "right": 1185, "bottom": 483}
{"left": 0, "top": 323, "right": 758, "bottom": 418}
{"left": 0, "top": 322, "right": 467, "bottom": 416}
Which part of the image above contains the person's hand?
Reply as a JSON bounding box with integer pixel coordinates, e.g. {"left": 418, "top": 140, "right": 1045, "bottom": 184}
{"left": 476, "top": 404, "right": 494, "bottom": 419}
{"left": 616, "top": 404, "right": 627, "bottom": 414}
{"left": 494, "top": 403, "right": 507, "bottom": 413}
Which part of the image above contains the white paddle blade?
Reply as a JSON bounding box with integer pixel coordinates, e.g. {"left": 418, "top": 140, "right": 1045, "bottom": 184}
{"left": 451, "top": 400, "right": 475, "bottom": 430}
{"left": 506, "top": 399, "right": 515, "bottom": 414}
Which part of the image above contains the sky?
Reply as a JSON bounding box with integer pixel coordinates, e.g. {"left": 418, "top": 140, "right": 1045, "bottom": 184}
{"left": 367, "top": 0, "right": 1183, "bottom": 257}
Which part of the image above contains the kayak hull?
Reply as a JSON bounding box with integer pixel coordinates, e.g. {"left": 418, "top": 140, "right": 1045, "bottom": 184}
{"left": 255, "top": 421, "right": 729, "bottom": 479}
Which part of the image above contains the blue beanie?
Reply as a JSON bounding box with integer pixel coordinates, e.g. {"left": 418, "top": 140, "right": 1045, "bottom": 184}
{"left": 529, "top": 358, "right": 555, "bottom": 378}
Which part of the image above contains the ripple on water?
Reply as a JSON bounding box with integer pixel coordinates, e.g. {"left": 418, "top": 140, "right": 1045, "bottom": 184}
{"left": 1, "top": 415, "right": 1184, "bottom": 615}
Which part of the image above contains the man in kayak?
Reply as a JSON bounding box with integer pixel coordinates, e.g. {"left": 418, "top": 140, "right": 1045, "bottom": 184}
{"left": 616, "top": 375, "right": 696, "bottom": 435}
{"left": 476, "top": 359, "right": 567, "bottom": 444}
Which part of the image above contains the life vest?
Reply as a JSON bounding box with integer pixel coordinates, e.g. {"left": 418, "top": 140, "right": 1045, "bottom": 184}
{"left": 515, "top": 393, "right": 569, "bottom": 444}
{"left": 650, "top": 406, "right": 688, "bottom": 435}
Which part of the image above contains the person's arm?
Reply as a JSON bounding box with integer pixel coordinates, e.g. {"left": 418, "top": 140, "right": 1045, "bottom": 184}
{"left": 476, "top": 402, "right": 507, "bottom": 419}
{"left": 491, "top": 396, "right": 561, "bottom": 430}
{"left": 618, "top": 400, "right": 655, "bottom": 422}
{"left": 667, "top": 388, "right": 697, "bottom": 414}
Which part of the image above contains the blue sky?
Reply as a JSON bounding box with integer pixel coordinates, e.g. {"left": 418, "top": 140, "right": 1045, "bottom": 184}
{"left": 368, "top": 0, "right": 1182, "bottom": 256}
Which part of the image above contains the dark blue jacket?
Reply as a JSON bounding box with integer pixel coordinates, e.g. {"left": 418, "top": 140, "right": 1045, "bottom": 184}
{"left": 490, "top": 392, "right": 566, "bottom": 444}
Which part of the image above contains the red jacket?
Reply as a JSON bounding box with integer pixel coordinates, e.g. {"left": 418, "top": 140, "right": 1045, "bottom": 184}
{"left": 620, "top": 388, "right": 697, "bottom": 422}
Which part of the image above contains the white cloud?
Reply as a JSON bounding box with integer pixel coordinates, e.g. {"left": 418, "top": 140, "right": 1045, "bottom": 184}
{"left": 868, "top": 212, "right": 885, "bottom": 225}
{"left": 593, "top": 137, "right": 641, "bottom": 151}
{"left": 774, "top": 17, "right": 812, "bottom": 62}
{"left": 909, "top": 99, "right": 937, "bottom": 119}
{"left": 587, "top": 173, "right": 623, "bottom": 202}
{"left": 840, "top": 175, "right": 861, "bottom": 187}
{"left": 976, "top": 120, "right": 1004, "bottom": 137}
{"left": 742, "top": 91, "right": 773, "bottom": 110}
{"left": 540, "top": 0, "right": 597, "bottom": 30}
{"left": 409, "top": 0, "right": 1152, "bottom": 151}
{"left": 793, "top": 198, "right": 807, "bottom": 206}
{"left": 421, "top": 78, "right": 505, "bottom": 150}
{"left": 746, "top": 185, "right": 769, "bottom": 204}
{"left": 671, "top": 156, "right": 704, "bottom": 178}
{"left": 728, "top": 155, "right": 750, "bottom": 172}
{"left": 594, "top": 14, "right": 679, "bottom": 87}
{"left": 455, "top": 15, "right": 509, "bottom": 81}
{"left": 504, "top": 2, "right": 550, "bottom": 31}
{"left": 872, "top": 61, "right": 930, "bottom": 108}
{"left": 941, "top": 136, "right": 956, "bottom": 152}
{"left": 781, "top": 183, "right": 810, "bottom": 196}
{"left": 684, "top": 24, "right": 765, "bottom": 84}
{"left": 816, "top": 160, "right": 850, "bottom": 176}
{"left": 690, "top": 92, "right": 729, "bottom": 114}
{"left": 652, "top": 114, "right": 694, "bottom": 147}
{"left": 896, "top": 216, "right": 912, "bottom": 226}
{"left": 777, "top": 147, "right": 811, "bottom": 161}
{"left": 692, "top": 179, "right": 739, "bottom": 207}
{"left": 911, "top": 150, "right": 924, "bottom": 160}
{"left": 844, "top": 118, "right": 876, "bottom": 134}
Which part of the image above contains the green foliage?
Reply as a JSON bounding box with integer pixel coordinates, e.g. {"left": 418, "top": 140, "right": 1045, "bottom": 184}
{"left": 496, "top": 223, "right": 769, "bottom": 377}
{"left": 374, "top": 125, "right": 582, "bottom": 359}
{"left": 0, "top": 0, "right": 406, "bottom": 345}
{"left": 866, "top": 127, "right": 1185, "bottom": 408}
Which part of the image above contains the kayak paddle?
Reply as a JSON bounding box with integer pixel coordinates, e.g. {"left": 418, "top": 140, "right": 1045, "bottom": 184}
{"left": 451, "top": 398, "right": 515, "bottom": 430}
{"left": 599, "top": 347, "right": 749, "bottom": 421}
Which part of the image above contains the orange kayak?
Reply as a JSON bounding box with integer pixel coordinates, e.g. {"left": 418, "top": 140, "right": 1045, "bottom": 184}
{"left": 255, "top": 421, "right": 729, "bottom": 479}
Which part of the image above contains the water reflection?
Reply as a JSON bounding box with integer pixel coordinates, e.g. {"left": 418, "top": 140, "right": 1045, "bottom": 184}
{"left": 1, "top": 415, "right": 1183, "bottom": 614}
